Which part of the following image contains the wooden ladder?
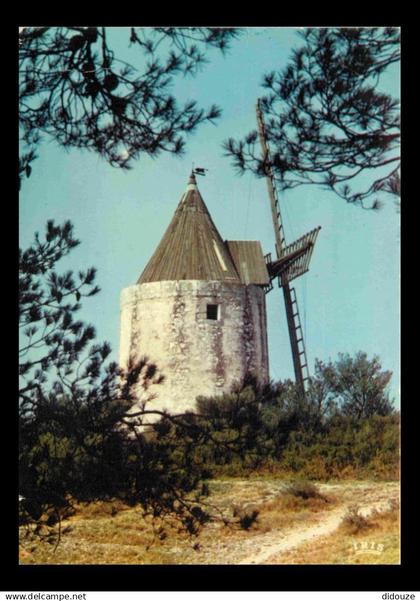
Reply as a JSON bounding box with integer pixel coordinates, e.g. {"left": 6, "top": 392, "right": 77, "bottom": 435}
{"left": 289, "top": 286, "right": 310, "bottom": 389}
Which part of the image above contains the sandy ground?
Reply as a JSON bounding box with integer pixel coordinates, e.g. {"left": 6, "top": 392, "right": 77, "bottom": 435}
{"left": 195, "top": 481, "right": 399, "bottom": 564}
{"left": 19, "top": 479, "right": 399, "bottom": 565}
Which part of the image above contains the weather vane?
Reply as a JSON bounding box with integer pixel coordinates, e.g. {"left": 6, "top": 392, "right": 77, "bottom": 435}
{"left": 192, "top": 166, "right": 208, "bottom": 176}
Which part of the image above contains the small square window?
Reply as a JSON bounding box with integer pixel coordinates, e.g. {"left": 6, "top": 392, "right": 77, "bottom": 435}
{"left": 207, "top": 304, "right": 219, "bottom": 320}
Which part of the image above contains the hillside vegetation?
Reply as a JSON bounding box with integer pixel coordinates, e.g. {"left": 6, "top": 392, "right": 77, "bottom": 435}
{"left": 20, "top": 346, "right": 400, "bottom": 559}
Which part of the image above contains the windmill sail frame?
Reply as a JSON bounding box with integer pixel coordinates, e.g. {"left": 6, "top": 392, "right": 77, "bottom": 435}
{"left": 267, "top": 226, "right": 321, "bottom": 286}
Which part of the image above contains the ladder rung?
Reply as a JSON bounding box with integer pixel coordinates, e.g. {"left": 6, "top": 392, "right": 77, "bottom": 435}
{"left": 296, "top": 337, "right": 303, "bottom": 343}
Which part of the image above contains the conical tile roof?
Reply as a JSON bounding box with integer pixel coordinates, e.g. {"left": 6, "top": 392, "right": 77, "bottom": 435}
{"left": 137, "top": 173, "right": 241, "bottom": 284}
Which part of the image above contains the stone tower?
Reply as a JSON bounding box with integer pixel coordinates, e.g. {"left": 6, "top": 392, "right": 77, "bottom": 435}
{"left": 119, "top": 173, "right": 270, "bottom": 417}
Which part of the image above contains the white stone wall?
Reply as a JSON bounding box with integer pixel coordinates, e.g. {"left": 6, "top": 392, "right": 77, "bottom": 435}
{"left": 119, "top": 280, "right": 269, "bottom": 416}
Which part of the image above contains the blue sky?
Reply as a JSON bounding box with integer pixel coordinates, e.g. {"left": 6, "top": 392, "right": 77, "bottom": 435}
{"left": 19, "top": 27, "right": 400, "bottom": 404}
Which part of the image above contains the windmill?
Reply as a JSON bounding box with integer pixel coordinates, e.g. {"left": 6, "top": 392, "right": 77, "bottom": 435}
{"left": 256, "top": 99, "right": 321, "bottom": 394}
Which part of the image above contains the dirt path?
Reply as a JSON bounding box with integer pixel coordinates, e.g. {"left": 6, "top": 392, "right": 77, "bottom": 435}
{"left": 237, "top": 499, "right": 391, "bottom": 564}
{"left": 202, "top": 481, "right": 399, "bottom": 565}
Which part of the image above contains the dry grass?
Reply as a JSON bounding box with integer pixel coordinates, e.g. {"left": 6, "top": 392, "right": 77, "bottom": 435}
{"left": 18, "top": 478, "right": 399, "bottom": 565}
{"left": 269, "top": 503, "right": 400, "bottom": 565}
{"left": 283, "top": 480, "right": 329, "bottom": 501}
{"left": 340, "top": 504, "right": 375, "bottom": 535}
{"left": 250, "top": 485, "right": 333, "bottom": 535}
{"left": 18, "top": 478, "right": 334, "bottom": 564}
{"left": 19, "top": 505, "right": 185, "bottom": 565}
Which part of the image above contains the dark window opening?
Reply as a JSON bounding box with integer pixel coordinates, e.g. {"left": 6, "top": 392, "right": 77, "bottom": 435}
{"left": 207, "top": 304, "right": 219, "bottom": 320}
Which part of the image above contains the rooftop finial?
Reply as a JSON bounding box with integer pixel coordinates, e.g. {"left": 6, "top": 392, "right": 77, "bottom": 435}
{"left": 187, "top": 170, "right": 198, "bottom": 191}
{"left": 187, "top": 166, "right": 207, "bottom": 191}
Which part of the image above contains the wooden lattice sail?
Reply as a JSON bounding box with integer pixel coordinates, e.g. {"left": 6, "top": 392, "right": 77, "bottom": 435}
{"left": 266, "top": 226, "right": 321, "bottom": 286}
